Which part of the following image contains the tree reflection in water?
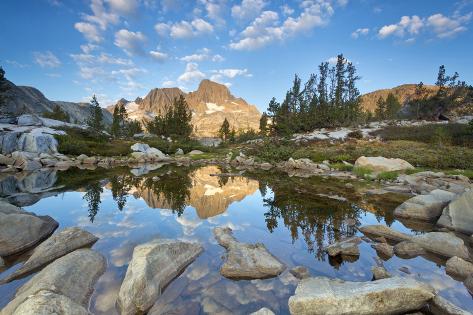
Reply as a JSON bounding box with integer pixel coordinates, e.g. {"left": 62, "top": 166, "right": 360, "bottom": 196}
{"left": 256, "top": 173, "right": 363, "bottom": 261}
{"left": 83, "top": 182, "right": 103, "bottom": 223}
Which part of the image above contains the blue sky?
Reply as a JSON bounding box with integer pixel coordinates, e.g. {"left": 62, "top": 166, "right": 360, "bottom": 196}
{"left": 1, "top": 0, "right": 472, "bottom": 111}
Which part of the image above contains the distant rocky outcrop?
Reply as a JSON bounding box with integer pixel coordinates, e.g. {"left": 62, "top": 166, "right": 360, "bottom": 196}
{"left": 107, "top": 79, "right": 261, "bottom": 137}
{"left": 1, "top": 79, "right": 112, "bottom": 125}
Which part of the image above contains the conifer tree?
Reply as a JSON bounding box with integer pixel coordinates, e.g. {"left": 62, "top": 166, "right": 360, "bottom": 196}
{"left": 0, "top": 66, "right": 10, "bottom": 112}
{"left": 375, "top": 97, "right": 386, "bottom": 120}
{"left": 384, "top": 93, "right": 401, "bottom": 119}
{"left": 87, "top": 95, "right": 103, "bottom": 133}
{"left": 259, "top": 112, "right": 268, "bottom": 135}
{"left": 219, "top": 118, "right": 231, "bottom": 141}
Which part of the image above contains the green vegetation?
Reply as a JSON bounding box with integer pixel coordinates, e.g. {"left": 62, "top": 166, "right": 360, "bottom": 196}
{"left": 218, "top": 118, "right": 231, "bottom": 142}
{"left": 43, "top": 104, "right": 70, "bottom": 122}
{"left": 146, "top": 95, "right": 192, "bottom": 139}
{"left": 111, "top": 101, "right": 143, "bottom": 138}
{"left": 259, "top": 112, "right": 268, "bottom": 135}
{"left": 372, "top": 124, "right": 473, "bottom": 148}
{"left": 376, "top": 171, "right": 400, "bottom": 181}
{"left": 87, "top": 95, "right": 104, "bottom": 135}
{"left": 0, "top": 66, "right": 9, "bottom": 111}
{"left": 352, "top": 166, "right": 373, "bottom": 178}
{"left": 331, "top": 162, "right": 353, "bottom": 171}
{"left": 266, "top": 54, "right": 363, "bottom": 136}
{"left": 375, "top": 93, "right": 401, "bottom": 120}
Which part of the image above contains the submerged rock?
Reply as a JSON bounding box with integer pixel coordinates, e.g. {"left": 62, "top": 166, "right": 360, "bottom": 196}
{"left": 117, "top": 239, "right": 203, "bottom": 315}
{"left": 394, "top": 241, "right": 426, "bottom": 259}
{"left": 371, "top": 242, "right": 394, "bottom": 260}
{"left": 288, "top": 276, "right": 435, "bottom": 315}
{"left": 445, "top": 256, "right": 473, "bottom": 280}
{"left": 2, "top": 249, "right": 106, "bottom": 315}
{"left": 428, "top": 295, "right": 472, "bottom": 315}
{"left": 394, "top": 189, "right": 456, "bottom": 221}
{"left": 0, "top": 227, "right": 98, "bottom": 283}
{"left": 250, "top": 308, "right": 276, "bottom": 315}
{"left": 214, "top": 227, "right": 285, "bottom": 279}
{"left": 437, "top": 190, "right": 473, "bottom": 235}
{"left": 11, "top": 289, "right": 89, "bottom": 315}
{"left": 325, "top": 237, "right": 361, "bottom": 257}
{"left": 354, "top": 156, "right": 414, "bottom": 172}
{"left": 290, "top": 266, "right": 311, "bottom": 280}
{"left": 358, "top": 224, "right": 411, "bottom": 243}
{"left": 0, "top": 204, "right": 58, "bottom": 257}
{"left": 411, "top": 232, "right": 470, "bottom": 260}
{"left": 371, "top": 266, "right": 391, "bottom": 280}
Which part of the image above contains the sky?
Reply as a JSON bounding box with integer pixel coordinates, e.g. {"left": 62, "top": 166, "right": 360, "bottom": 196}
{"left": 1, "top": 0, "right": 472, "bottom": 111}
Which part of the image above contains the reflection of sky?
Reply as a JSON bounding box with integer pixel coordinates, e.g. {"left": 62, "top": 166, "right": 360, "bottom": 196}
{"left": 1, "top": 173, "right": 472, "bottom": 313}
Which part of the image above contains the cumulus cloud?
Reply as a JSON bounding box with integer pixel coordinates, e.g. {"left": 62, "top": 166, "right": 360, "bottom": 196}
{"left": 232, "top": 0, "right": 267, "bottom": 21}
{"left": 378, "top": 15, "right": 423, "bottom": 38}
{"left": 33, "top": 51, "right": 61, "bottom": 68}
{"left": 106, "top": 0, "right": 138, "bottom": 15}
{"left": 149, "top": 50, "right": 169, "bottom": 62}
{"left": 211, "top": 68, "right": 251, "bottom": 78}
{"left": 114, "top": 29, "right": 147, "bottom": 55}
{"left": 180, "top": 48, "right": 224, "bottom": 62}
{"left": 155, "top": 18, "right": 214, "bottom": 39}
{"left": 178, "top": 63, "right": 206, "bottom": 82}
{"left": 230, "top": 0, "right": 334, "bottom": 50}
{"left": 74, "top": 0, "right": 119, "bottom": 42}
{"left": 351, "top": 27, "right": 369, "bottom": 39}
{"left": 74, "top": 22, "right": 102, "bottom": 42}
{"left": 199, "top": 0, "right": 226, "bottom": 23}
{"left": 427, "top": 13, "right": 472, "bottom": 38}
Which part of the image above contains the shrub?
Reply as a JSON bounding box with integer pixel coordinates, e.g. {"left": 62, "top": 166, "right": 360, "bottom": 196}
{"left": 353, "top": 166, "right": 373, "bottom": 178}
{"left": 347, "top": 130, "right": 363, "bottom": 139}
{"left": 377, "top": 171, "right": 399, "bottom": 181}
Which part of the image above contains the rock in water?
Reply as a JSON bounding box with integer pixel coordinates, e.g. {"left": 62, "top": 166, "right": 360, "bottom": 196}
{"left": 358, "top": 225, "right": 411, "bottom": 243}
{"left": 0, "top": 227, "right": 98, "bottom": 283}
{"left": 0, "top": 205, "right": 58, "bottom": 257}
{"left": 394, "top": 189, "right": 456, "bottom": 221}
{"left": 437, "top": 190, "right": 473, "bottom": 234}
{"left": 290, "top": 266, "right": 311, "bottom": 280}
{"left": 428, "top": 295, "right": 472, "bottom": 315}
{"left": 371, "top": 266, "right": 391, "bottom": 280}
{"left": 445, "top": 256, "right": 473, "bottom": 280}
{"left": 393, "top": 241, "right": 426, "bottom": 259}
{"left": 288, "top": 276, "right": 435, "bottom": 315}
{"left": 354, "top": 156, "right": 414, "bottom": 172}
{"left": 17, "top": 133, "right": 58, "bottom": 154}
{"left": 2, "top": 249, "right": 106, "bottom": 315}
{"left": 371, "top": 243, "right": 394, "bottom": 260}
{"left": 214, "top": 227, "right": 285, "bottom": 279}
{"left": 250, "top": 308, "right": 276, "bottom": 315}
{"left": 117, "top": 239, "right": 203, "bottom": 315}
{"left": 411, "top": 232, "right": 470, "bottom": 260}
{"left": 11, "top": 290, "right": 89, "bottom": 315}
{"left": 325, "top": 237, "right": 361, "bottom": 256}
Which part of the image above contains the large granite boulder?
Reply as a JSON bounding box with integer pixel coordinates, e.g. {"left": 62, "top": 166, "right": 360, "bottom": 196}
{"left": 400, "top": 172, "right": 471, "bottom": 195}
{"left": 130, "top": 142, "right": 150, "bottom": 152}
{"left": 445, "top": 256, "right": 473, "bottom": 280}
{"left": 11, "top": 290, "right": 89, "bottom": 315}
{"left": 17, "top": 132, "right": 58, "bottom": 154}
{"left": 437, "top": 190, "right": 473, "bottom": 234}
{"left": 394, "top": 189, "right": 456, "bottom": 221}
{"left": 354, "top": 156, "right": 414, "bottom": 172}
{"left": 288, "top": 276, "right": 435, "bottom": 315}
{"left": 17, "top": 114, "right": 43, "bottom": 126}
{"left": 0, "top": 203, "right": 58, "bottom": 257}
{"left": 1, "top": 249, "right": 106, "bottom": 315}
{"left": 411, "top": 232, "right": 470, "bottom": 260}
{"left": 214, "top": 227, "right": 285, "bottom": 279}
{"left": 0, "top": 131, "right": 21, "bottom": 154}
{"left": 428, "top": 295, "right": 472, "bottom": 315}
{"left": 0, "top": 227, "right": 98, "bottom": 284}
{"left": 117, "top": 239, "right": 203, "bottom": 315}
{"left": 358, "top": 225, "right": 411, "bottom": 243}
{"left": 393, "top": 241, "right": 426, "bottom": 259}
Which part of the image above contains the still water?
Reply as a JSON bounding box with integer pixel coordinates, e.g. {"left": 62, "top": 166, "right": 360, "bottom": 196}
{"left": 0, "top": 164, "right": 472, "bottom": 314}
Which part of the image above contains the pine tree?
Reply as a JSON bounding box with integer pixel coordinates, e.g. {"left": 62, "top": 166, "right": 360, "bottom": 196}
{"left": 87, "top": 95, "right": 103, "bottom": 133}
{"left": 375, "top": 96, "right": 386, "bottom": 120}
{"left": 111, "top": 106, "right": 121, "bottom": 137}
{"left": 384, "top": 93, "right": 401, "bottom": 119}
{"left": 259, "top": 112, "right": 268, "bottom": 135}
{"left": 219, "top": 118, "right": 231, "bottom": 141}
{"left": 0, "top": 66, "right": 9, "bottom": 112}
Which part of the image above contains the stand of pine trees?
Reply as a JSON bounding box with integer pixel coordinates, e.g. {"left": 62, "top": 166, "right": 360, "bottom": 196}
{"left": 111, "top": 102, "right": 143, "bottom": 138}
{"left": 375, "top": 93, "right": 402, "bottom": 120}
{"left": 266, "top": 54, "right": 362, "bottom": 136}
{"left": 146, "top": 95, "right": 193, "bottom": 139}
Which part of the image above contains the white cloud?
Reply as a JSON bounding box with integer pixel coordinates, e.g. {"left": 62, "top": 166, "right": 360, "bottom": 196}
{"left": 178, "top": 63, "right": 206, "bottom": 82}
{"left": 351, "top": 27, "right": 369, "bottom": 39}
{"left": 74, "top": 22, "right": 102, "bottom": 42}
{"left": 378, "top": 15, "right": 423, "bottom": 38}
{"left": 106, "top": 0, "right": 138, "bottom": 15}
{"left": 80, "top": 43, "right": 98, "bottom": 53}
{"left": 114, "top": 29, "right": 147, "bottom": 55}
{"left": 232, "top": 0, "right": 267, "bottom": 21}
{"left": 155, "top": 18, "right": 214, "bottom": 39}
{"left": 212, "top": 68, "right": 251, "bottom": 78}
{"left": 71, "top": 52, "right": 133, "bottom": 66}
{"left": 230, "top": 0, "right": 334, "bottom": 50}
{"left": 199, "top": 0, "right": 226, "bottom": 23}
{"left": 79, "top": 66, "right": 105, "bottom": 79}
{"left": 33, "top": 51, "right": 61, "bottom": 68}
{"left": 327, "top": 55, "right": 350, "bottom": 65}
{"left": 427, "top": 13, "right": 472, "bottom": 38}
{"left": 162, "top": 80, "right": 176, "bottom": 87}
{"left": 180, "top": 48, "right": 224, "bottom": 62}
{"left": 281, "top": 4, "right": 294, "bottom": 16}
{"left": 149, "top": 50, "right": 169, "bottom": 62}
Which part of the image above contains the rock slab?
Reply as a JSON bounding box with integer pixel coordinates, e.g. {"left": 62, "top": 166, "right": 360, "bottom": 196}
{"left": 394, "top": 189, "right": 456, "bottom": 221}
{"left": 325, "top": 237, "right": 361, "bottom": 256}
{"left": 437, "top": 190, "right": 473, "bottom": 234}
{"left": 288, "top": 276, "right": 435, "bottom": 315}
{"left": 214, "top": 227, "right": 285, "bottom": 279}
{"left": 117, "top": 238, "right": 203, "bottom": 315}
{"left": 412, "top": 232, "right": 470, "bottom": 260}
{"left": 354, "top": 156, "right": 414, "bottom": 172}
{"left": 1, "top": 227, "right": 98, "bottom": 283}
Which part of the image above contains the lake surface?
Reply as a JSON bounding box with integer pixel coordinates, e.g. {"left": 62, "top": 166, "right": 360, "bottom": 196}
{"left": 0, "top": 164, "right": 472, "bottom": 314}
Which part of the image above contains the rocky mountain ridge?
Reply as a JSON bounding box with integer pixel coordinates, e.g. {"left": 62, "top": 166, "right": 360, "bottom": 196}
{"left": 108, "top": 79, "right": 262, "bottom": 137}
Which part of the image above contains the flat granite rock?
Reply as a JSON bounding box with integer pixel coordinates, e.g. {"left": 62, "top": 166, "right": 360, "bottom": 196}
{"left": 288, "top": 276, "right": 435, "bottom": 315}
{"left": 214, "top": 227, "right": 285, "bottom": 279}
{"left": 428, "top": 295, "right": 472, "bottom": 315}
{"left": 411, "top": 232, "right": 470, "bottom": 260}
{"left": 0, "top": 206, "right": 58, "bottom": 257}
{"left": 11, "top": 289, "right": 89, "bottom": 315}
{"left": 0, "top": 227, "right": 99, "bottom": 284}
{"left": 437, "top": 189, "right": 473, "bottom": 234}
{"left": 358, "top": 224, "right": 412, "bottom": 243}
{"left": 1, "top": 249, "right": 106, "bottom": 315}
{"left": 394, "top": 189, "right": 456, "bottom": 221}
{"left": 117, "top": 238, "right": 203, "bottom": 315}
{"left": 325, "top": 237, "right": 361, "bottom": 257}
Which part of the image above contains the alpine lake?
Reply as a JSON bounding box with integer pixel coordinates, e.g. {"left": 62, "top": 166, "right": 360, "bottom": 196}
{"left": 0, "top": 163, "right": 472, "bottom": 314}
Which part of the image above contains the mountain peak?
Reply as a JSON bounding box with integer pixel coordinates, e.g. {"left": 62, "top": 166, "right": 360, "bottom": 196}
{"left": 191, "top": 79, "right": 232, "bottom": 104}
